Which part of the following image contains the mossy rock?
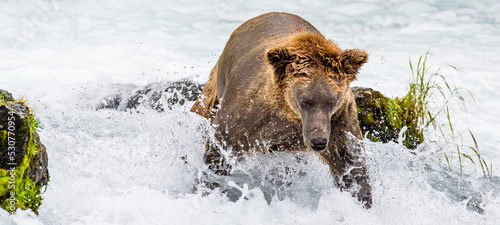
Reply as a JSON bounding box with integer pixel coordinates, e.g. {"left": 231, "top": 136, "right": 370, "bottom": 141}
{"left": 0, "top": 89, "right": 49, "bottom": 214}
{"left": 352, "top": 87, "right": 423, "bottom": 149}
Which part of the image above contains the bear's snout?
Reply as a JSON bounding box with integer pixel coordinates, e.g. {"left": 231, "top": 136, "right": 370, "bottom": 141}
{"left": 310, "top": 138, "right": 328, "bottom": 151}
{"left": 302, "top": 110, "right": 331, "bottom": 152}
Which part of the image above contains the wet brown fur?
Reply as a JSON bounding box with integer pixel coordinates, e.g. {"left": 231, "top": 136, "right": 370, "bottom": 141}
{"left": 190, "top": 12, "right": 372, "bottom": 208}
{"left": 266, "top": 32, "right": 366, "bottom": 124}
{"left": 191, "top": 64, "right": 219, "bottom": 120}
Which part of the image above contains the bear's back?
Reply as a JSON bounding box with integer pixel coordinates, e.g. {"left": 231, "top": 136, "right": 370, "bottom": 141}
{"left": 226, "top": 12, "right": 319, "bottom": 53}
{"left": 216, "top": 12, "right": 321, "bottom": 99}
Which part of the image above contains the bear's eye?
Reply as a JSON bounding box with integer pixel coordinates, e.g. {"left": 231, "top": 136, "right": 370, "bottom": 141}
{"left": 300, "top": 99, "right": 313, "bottom": 109}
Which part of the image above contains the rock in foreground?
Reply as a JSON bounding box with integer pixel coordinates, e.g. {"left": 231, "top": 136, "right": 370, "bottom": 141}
{"left": 0, "top": 89, "right": 49, "bottom": 214}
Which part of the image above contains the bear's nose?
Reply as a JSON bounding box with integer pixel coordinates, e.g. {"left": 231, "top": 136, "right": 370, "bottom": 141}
{"left": 310, "top": 138, "right": 327, "bottom": 151}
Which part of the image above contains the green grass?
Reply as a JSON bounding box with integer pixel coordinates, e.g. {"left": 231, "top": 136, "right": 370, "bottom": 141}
{"left": 399, "top": 52, "right": 491, "bottom": 178}
{"left": 396, "top": 52, "right": 450, "bottom": 149}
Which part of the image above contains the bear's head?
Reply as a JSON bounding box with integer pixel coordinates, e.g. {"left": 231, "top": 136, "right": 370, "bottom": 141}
{"left": 266, "top": 33, "right": 367, "bottom": 152}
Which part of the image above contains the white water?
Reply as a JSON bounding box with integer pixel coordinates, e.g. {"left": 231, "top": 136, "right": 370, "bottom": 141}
{"left": 1, "top": 0, "right": 499, "bottom": 224}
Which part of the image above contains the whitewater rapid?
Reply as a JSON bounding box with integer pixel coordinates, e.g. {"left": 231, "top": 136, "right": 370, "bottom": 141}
{"left": 1, "top": 0, "right": 499, "bottom": 224}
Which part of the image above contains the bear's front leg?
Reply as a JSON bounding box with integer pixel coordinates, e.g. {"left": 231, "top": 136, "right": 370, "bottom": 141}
{"left": 339, "top": 145, "right": 372, "bottom": 209}
{"left": 321, "top": 143, "right": 372, "bottom": 209}
{"left": 204, "top": 140, "right": 234, "bottom": 176}
{"left": 326, "top": 92, "right": 373, "bottom": 208}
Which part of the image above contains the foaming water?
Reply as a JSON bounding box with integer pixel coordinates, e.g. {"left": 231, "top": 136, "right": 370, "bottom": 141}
{"left": 1, "top": 0, "right": 499, "bottom": 224}
{"left": 14, "top": 84, "right": 494, "bottom": 224}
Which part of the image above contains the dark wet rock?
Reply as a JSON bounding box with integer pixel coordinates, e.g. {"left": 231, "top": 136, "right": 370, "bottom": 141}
{"left": 27, "top": 132, "right": 49, "bottom": 186}
{"left": 0, "top": 90, "right": 14, "bottom": 102}
{"left": 352, "top": 87, "right": 400, "bottom": 143}
{"left": 97, "top": 79, "right": 203, "bottom": 111}
{"left": 0, "top": 103, "right": 28, "bottom": 168}
{"left": 0, "top": 89, "right": 49, "bottom": 214}
{"left": 352, "top": 86, "right": 423, "bottom": 149}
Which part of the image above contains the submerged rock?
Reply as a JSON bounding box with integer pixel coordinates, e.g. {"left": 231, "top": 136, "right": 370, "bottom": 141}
{"left": 0, "top": 89, "right": 49, "bottom": 214}
{"left": 423, "top": 163, "right": 485, "bottom": 214}
{"left": 97, "top": 79, "right": 203, "bottom": 111}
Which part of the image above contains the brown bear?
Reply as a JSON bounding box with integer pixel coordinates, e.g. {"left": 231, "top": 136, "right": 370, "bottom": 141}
{"left": 191, "top": 12, "right": 372, "bottom": 208}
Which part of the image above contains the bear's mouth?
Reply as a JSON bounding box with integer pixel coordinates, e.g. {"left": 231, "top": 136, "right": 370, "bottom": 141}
{"left": 311, "top": 144, "right": 327, "bottom": 151}
{"left": 310, "top": 138, "right": 328, "bottom": 151}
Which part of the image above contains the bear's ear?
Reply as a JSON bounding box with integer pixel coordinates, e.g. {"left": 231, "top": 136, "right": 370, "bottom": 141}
{"left": 340, "top": 49, "right": 368, "bottom": 77}
{"left": 266, "top": 47, "right": 293, "bottom": 83}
